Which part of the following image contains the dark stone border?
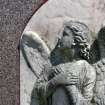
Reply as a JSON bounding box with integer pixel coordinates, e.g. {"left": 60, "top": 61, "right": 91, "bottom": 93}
{"left": 0, "top": 0, "right": 47, "bottom": 105}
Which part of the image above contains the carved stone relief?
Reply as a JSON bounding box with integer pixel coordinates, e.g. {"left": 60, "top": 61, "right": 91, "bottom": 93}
{"left": 20, "top": 0, "right": 105, "bottom": 105}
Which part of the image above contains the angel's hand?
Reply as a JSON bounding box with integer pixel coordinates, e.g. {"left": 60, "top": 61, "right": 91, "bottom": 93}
{"left": 48, "top": 72, "right": 79, "bottom": 87}
{"left": 45, "top": 73, "right": 79, "bottom": 97}
{"left": 67, "top": 73, "right": 79, "bottom": 85}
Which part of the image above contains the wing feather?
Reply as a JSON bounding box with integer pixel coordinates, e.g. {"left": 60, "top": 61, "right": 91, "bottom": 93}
{"left": 20, "top": 31, "right": 51, "bottom": 105}
{"left": 20, "top": 31, "right": 51, "bottom": 77}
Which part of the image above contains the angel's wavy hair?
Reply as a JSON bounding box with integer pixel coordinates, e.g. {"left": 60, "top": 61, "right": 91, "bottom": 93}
{"left": 63, "top": 21, "right": 91, "bottom": 60}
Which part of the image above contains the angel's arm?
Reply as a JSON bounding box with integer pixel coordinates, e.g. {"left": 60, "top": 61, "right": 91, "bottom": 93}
{"left": 48, "top": 72, "right": 78, "bottom": 86}
{"left": 45, "top": 71, "right": 79, "bottom": 97}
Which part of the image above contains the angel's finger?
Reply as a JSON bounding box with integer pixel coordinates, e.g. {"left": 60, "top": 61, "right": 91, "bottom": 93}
{"left": 68, "top": 76, "right": 79, "bottom": 80}
{"left": 67, "top": 79, "right": 78, "bottom": 83}
{"left": 69, "top": 79, "right": 78, "bottom": 82}
{"left": 66, "top": 81, "right": 77, "bottom": 85}
{"left": 68, "top": 73, "right": 78, "bottom": 78}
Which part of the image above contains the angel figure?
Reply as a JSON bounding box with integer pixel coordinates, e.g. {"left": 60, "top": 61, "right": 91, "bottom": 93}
{"left": 20, "top": 21, "right": 96, "bottom": 105}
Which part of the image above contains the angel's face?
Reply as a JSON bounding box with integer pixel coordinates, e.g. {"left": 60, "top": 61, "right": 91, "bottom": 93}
{"left": 58, "top": 27, "right": 74, "bottom": 48}
{"left": 57, "top": 28, "right": 75, "bottom": 60}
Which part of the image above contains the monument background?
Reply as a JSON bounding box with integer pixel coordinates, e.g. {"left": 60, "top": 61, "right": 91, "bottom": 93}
{"left": 0, "top": 0, "right": 47, "bottom": 105}
{"left": 1, "top": 0, "right": 105, "bottom": 105}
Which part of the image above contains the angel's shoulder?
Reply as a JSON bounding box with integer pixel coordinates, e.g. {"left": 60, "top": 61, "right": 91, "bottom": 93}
{"left": 76, "top": 60, "right": 90, "bottom": 67}
{"left": 76, "top": 60, "right": 87, "bottom": 65}
{"left": 76, "top": 60, "right": 95, "bottom": 73}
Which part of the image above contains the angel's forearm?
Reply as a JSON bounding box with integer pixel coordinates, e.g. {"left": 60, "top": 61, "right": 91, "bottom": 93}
{"left": 46, "top": 73, "right": 78, "bottom": 97}
{"left": 45, "top": 73, "right": 68, "bottom": 97}
{"left": 47, "top": 71, "right": 79, "bottom": 89}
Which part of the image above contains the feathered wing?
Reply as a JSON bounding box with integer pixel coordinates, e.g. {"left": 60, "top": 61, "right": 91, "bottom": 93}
{"left": 89, "top": 39, "right": 100, "bottom": 64}
{"left": 92, "top": 59, "right": 105, "bottom": 105}
{"left": 89, "top": 28, "right": 105, "bottom": 105}
{"left": 20, "top": 31, "right": 51, "bottom": 105}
